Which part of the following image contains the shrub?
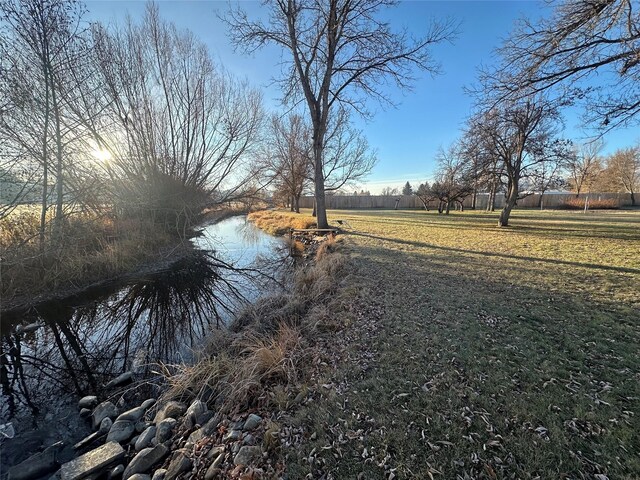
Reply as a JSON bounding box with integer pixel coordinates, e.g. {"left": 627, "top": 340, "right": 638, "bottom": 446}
{"left": 559, "top": 197, "right": 620, "bottom": 210}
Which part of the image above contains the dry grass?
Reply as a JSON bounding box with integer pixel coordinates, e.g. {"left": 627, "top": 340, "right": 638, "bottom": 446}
{"left": 0, "top": 205, "right": 179, "bottom": 308}
{"left": 285, "top": 208, "right": 640, "bottom": 479}
{"left": 160, "top": 236, "right": 350, "bottom": 413}
{"left": 247, "top": 210, "right": 316, "bottom": 235}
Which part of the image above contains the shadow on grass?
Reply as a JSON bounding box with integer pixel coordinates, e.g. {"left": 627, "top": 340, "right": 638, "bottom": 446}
{"left": 287, "top": 241, "right": 640, "bottom": 479}
{"left": 348, "top": 230, "right": 640, "bottom": 275}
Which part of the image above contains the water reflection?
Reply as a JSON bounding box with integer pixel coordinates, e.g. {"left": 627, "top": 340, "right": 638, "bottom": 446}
{"left": 1, "top": 219, "right": 284, "bottom": 423}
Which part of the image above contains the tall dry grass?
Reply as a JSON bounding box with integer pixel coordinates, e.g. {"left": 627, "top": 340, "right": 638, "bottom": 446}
{"left": 0, "top": 207, "right": 178, "bottom": 308}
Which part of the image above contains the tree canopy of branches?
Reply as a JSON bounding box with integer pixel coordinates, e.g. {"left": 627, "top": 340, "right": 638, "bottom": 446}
{"left": 1, "top": 0, "right": 92, "bottom": 245}
{"left": 605, "top": 146, "right": 640, "bottom": 205}
{"left": 260, "top": 113, "right": 312, "bottom": 213}
{"left": 564, "top": 141, "right": 604, "bottom": 196}
{"left": 225, "top": 0, "right": 456, "bottom": 228}
{"left": 489, "top": 0, "right": 640, "bottom": 130}
{"left": 90, "top": 4, "right": 264, "bottom": 231}
{"left": 429, "top": 143, "right": 474, "bottom": 214}
{"left": 468, "top": 95, "right": 568, "bottom": 226}
{"left": 402, "top": 181, "right": 413, "bottom": 195}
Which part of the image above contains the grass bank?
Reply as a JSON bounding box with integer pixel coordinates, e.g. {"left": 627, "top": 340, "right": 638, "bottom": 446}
{"left": 158, "top": 215, "right": 352, "bottom": 477}
{"left": 284, "top": 208, "right": 640, "bottom": 479}
{"left": 247, "top": 210, "right": 316, "bottom": 235}
{"left": 0, "top": 206, "right": 239, "bottom": 311}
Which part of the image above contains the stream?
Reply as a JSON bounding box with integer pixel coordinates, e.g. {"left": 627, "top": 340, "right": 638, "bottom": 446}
{"left": 0, "top": 216, "right": 284, "bottom": 474}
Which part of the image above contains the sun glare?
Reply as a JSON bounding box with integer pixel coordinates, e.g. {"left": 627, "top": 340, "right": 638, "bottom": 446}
{"left": 92, "top": 149, "right": 112, "bottom": 162}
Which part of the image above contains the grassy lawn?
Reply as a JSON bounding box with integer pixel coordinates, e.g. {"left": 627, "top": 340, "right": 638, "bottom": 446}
{"left": 286, "top": 208, "right": 640, "bottom": 479}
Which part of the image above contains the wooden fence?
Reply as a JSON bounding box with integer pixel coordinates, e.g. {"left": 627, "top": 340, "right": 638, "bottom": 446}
{"left": 298, "top": 192, "right": 633, "bottom": 210}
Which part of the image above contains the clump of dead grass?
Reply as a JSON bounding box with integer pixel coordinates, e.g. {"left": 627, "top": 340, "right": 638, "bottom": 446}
{"left": 247, "top": 210, "right": 316, "bottom": 235}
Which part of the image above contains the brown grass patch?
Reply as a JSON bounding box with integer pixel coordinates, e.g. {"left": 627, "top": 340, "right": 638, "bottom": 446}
{"left": 247, "top": 210, "right": 316, "bottom": 235}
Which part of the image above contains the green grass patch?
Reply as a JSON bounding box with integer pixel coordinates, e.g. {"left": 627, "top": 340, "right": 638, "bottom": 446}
{"left": 286, "top": 208, "right": 640, "bottom": 479}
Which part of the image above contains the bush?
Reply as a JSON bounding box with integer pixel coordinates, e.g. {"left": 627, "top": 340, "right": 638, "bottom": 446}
{"left": 559, "top": 197, "right": 620, "bottom": 210}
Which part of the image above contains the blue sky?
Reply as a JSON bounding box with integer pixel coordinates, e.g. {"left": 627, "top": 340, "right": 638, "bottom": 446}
{"left": 86, "top": 0, "right": 639, "bottom": 193}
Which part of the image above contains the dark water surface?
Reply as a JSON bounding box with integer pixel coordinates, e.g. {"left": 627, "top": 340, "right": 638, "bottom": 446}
{"left": 0, "top": 216, "right": 283, "bottom": 472}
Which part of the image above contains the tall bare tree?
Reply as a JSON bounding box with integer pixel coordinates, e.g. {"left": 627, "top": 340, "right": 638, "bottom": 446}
{"left": 260, "top": 113, "right": 312, "bottom": 213}
{"left": 225, "top": 0, "right": 456, "bottom": 229}
{"left": 472, "top": 96, "right": 566, "bottom": 226}
{"left": 1, "top": 0, "right": 90, "bottom": 244}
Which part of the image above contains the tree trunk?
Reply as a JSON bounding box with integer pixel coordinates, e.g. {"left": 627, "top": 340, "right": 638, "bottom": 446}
{"left": 312, "top": 130, "right": 328, "bottom": 228}
{"left": 39, "top": 69, "right": 51, "bottom": 253}
{"left": 445, "top": 201, "right": 450, "bottom": 214}
{"left": 294, "top": 194, "right": 301, "bottom": 213}
{"left": 312, "top": 198, "right": 316, "bottom": 217}
{"left": 51, "top": 67, "right": 64, "bottom": 240}
{"left": 498, "top": 177, "right": 518, "bottom": 227}
{"left": 631, "top": 191, "right": 636, "bottom": 206}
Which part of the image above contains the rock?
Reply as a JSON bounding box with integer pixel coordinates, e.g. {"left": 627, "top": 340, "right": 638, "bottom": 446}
{"left": 242, "top": 434, "right": 256, "bottom": 446}
{"left": 22, "top": 323, "right": 41, "bottom": 333}
{"left": 92, "top": 401, "right": 118, "bottom": 429}
{"left": 8, "top": 441, "right": 64, "bottom": 480}
{"left": 135, "top": 421, "right": 150, "bottom": 433}
{"left": 105, "top": 371, "right": 132, "bottom": 389}
{"left": 204, "top": 451, "right": 224, "bottom": 480}
{"left": 127, "top": 475, "right": 151, "bottom": 480}
{"left": 99, "top": 417, "right": 113, "bottom": 434}
{"left": 116, "top": 406, "right": 146, "bottom": 423}
{"left": 233, "top": 446, "right": 261, "bottom": 466}
{"left": 203, "top": 467, "right": 220, "bottom": 480}
{"left": 223, "top": 430, "right": 241, "bottom": 442}
{"left": 155, "top": 418, "right": 177, "bottom": 444}
{"left": 141, "top": 398, "right": 156, "bottom": 410}
{"left": 60, "top": 442, "right": 125, "bottom": 480}
{"left": 153, "top": 402, "right": 186, "bottom": 424}
{"left": 151, "top": 470, "right": 166, "bottom": 480}
{"left": 242, "top": 414, "right": 262, "bottom": 431}
{"left": 196, "top": 411, "right": 214, "bottom": 427}
{"left": 206, "top": 446, "right": 224, "bottom": 460}
{"left": 183, "top": 400, "right": 207, "bottom": 429}
{"left": 79, "top": 408, "right": 92, "bottom": 418}
{"left": 135, "top": 426, "right": 157, "bottom": 452}
{"left": 123, "top": 444, "right": 169, "bottom": 480}
{"left": 164, "top": 452, "right": 192, "bottom": 480}
{"left": 130, "top": 435, "right": 140, "bottom": 446}
{"left": 78, "top": 396, "right": 98, "bottom": 410}
{"left": 108, "top": 464, "right": 124, "bottom": 479}
{"left": 201, "top": 415, "right": 221, "bottom": 436}
{"left": 73, "top": 431, "right": 105, "bottom": 451}
{"left": 187, "top": 428, "right": 204, "bottom": 444}
{"left": 107, "top": 420, "right": 135, "bottom": 443}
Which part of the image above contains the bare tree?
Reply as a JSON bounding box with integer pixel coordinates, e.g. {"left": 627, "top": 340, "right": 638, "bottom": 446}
{"left": 91, "top": 4, "right": 264, "bottom": 231}
{"left": 430, "top": 143, "right": 474, "bottom": 214}
{"left": 322, "top": 109, "right": 377, "bottom": 194}
{"left": 225, "top": 0, "right": 456, "bottom": 229}
{"left": 380, "top": 186, "right": 399, "bottom": 196}
{"left": 414, "top": 182, "right": 435, "bottom": 210}
{"left": 564, "top": 141, "right": 604, "bottom": 196}
{"left": 260, "top": 113, "right": 312, "bottom": 213}
{"left": 605, "top": 146, "right": 640, "bottom": 205}
{"left": 490, "top": 0, "right": 640, "bottom": 130}
{"left": 472, "top": 95, "right": 566, "bottom": 226}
